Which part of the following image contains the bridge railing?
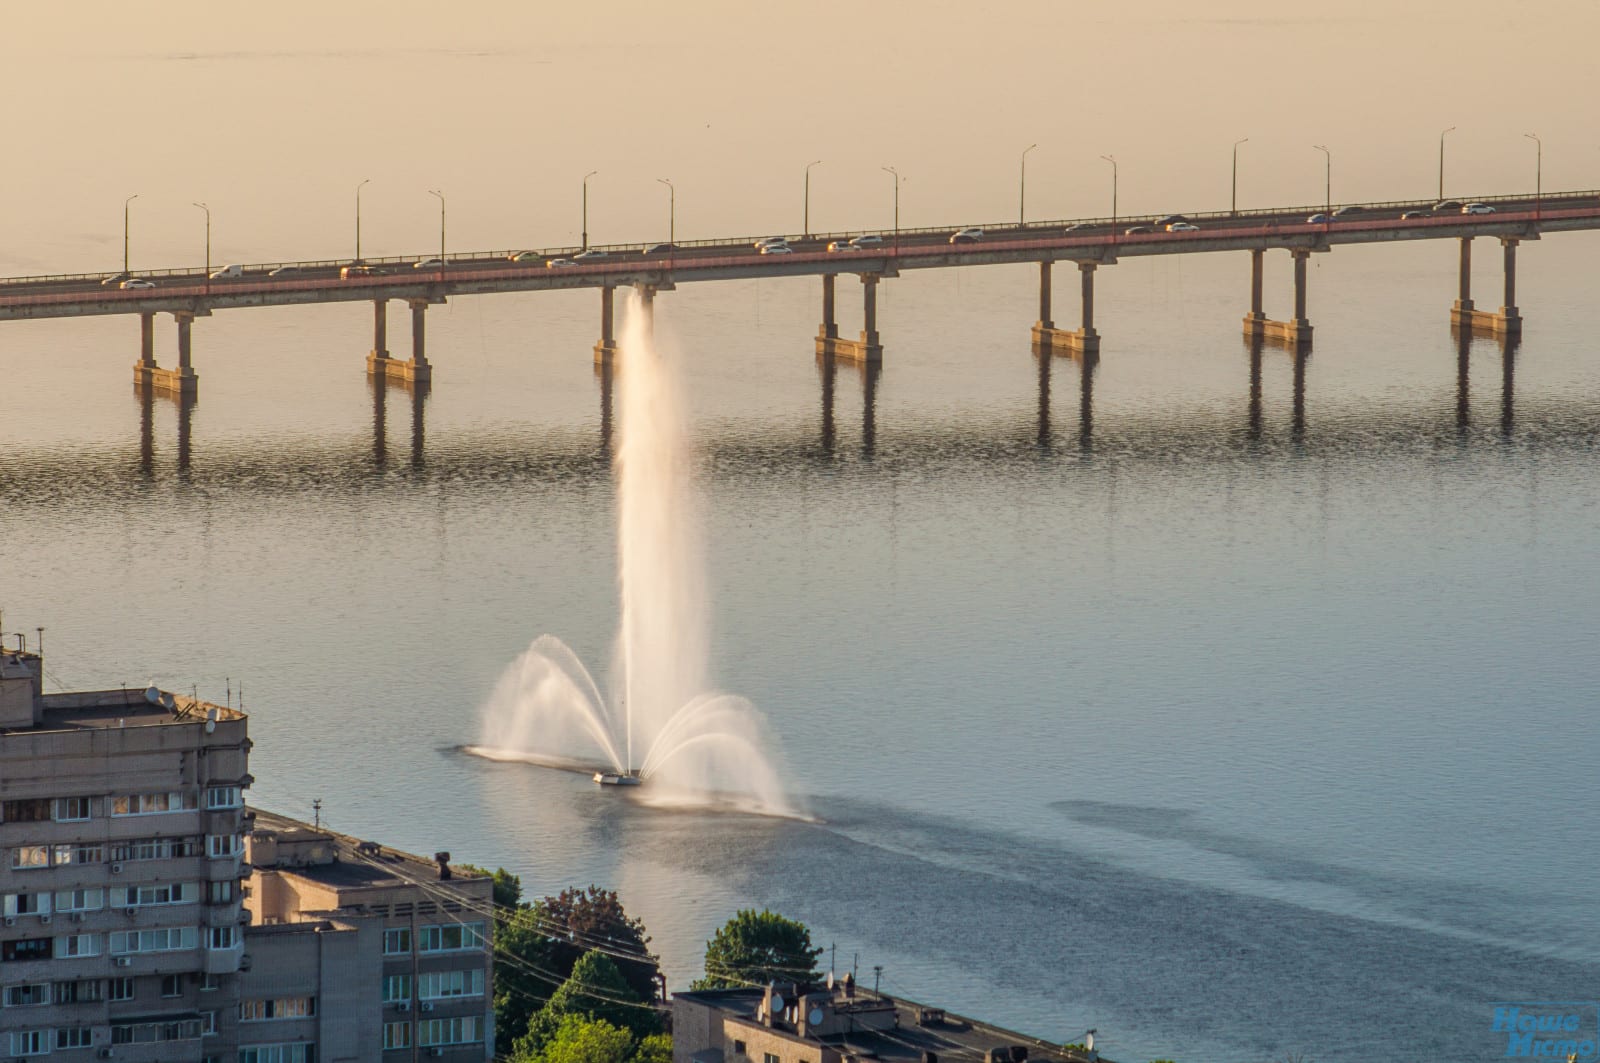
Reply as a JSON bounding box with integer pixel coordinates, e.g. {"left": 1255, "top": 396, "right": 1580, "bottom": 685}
{"left": 2, "top": 190, "right": 1595, "bottom": 290}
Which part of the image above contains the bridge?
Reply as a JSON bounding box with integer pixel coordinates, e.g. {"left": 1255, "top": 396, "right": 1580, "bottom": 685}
{"left": 2, "top": 188, "right": 1595, "bottom": 398}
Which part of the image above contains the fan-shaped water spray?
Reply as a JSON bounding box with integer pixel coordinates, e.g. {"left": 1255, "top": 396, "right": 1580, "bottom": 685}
{"left": 470, "top": 293, "right": 796, "bottom": 817}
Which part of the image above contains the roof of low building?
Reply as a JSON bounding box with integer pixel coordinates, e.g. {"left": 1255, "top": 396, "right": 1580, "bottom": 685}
{"left": 249, "top": 807, "right": 487, "bottom": 892}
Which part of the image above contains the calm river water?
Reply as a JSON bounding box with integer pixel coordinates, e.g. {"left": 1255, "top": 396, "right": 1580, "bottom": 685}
{"left": 4, "top": 234, "right": 1598, "bottom": 1062}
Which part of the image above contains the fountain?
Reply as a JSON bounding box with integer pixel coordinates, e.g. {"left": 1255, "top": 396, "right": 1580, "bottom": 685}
{"left": 469, "top": 294, "right": 795, "bottom": 816}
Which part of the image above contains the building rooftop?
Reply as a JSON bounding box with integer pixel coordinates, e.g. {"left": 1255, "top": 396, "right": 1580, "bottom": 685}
{"left": 676, "top": 987, "right": 1099, "bottom": 1063}
{"left": 0, "top": 682, "right": 244, "bottom": 735}
{"left": 248, "top": 808, "right": 484, "bottom": 893}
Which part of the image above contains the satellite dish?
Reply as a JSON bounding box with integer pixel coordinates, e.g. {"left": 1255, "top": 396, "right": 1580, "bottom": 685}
{"left": 809, "top": 1007, "right": 825, "bottom": 1027}
{"left": 771, "top": 993, "right": 786, "bottom": 1012}
{"left": 144, "top": 682, "right": 161, "bottom": 705}
{"left": 826, "top": 972, "right": 836, "bottom": 990}
{"left": 161, "top": 692, "right": 176, "bottom": 709}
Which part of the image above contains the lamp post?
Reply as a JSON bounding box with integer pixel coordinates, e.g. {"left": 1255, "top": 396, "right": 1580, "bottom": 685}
{"left": 1100, "top": 155, "right": 1116, "bottom": 232}
{"left": 881, "top": 166, "right": 900, "bottom": 252}
{"left": 1232, "top": 138, "right": 1249, "bottom": 215}
{"left": 656, "top": 178, "right": 674, "bottom": 247}
{"left": 582, "top": 170, "right": 597, "bottom": 250}
{"left": 123, "top": 194, "right": 139, "bottom": 275}
{"left": 1313, "top": 144, "right": 1331, "bottom": 215}
{"left": 804, "top": 159, "right": 822, "bottom": 239}
{"left": 428, "top": 190, "right": 445, "bottom": 273}
{"left": 192, "top": 202, "right": 210, "bottom": 290}
{"left": 355, "top": 178, "right": 370, "bottom": 263}
{"left": 1438, "top": 126, "right": 1455, "bottom": 201}
{"left": 1019, "top": 143, "right": 1037, "bottom": 227}
{"left": 1524, "top": 133, "right": 1542, "bottom": 217}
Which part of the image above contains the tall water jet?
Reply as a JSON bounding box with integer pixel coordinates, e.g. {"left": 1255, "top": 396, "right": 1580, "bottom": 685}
{"left": 472, "top": 292, "right": 795, "bottom": 816}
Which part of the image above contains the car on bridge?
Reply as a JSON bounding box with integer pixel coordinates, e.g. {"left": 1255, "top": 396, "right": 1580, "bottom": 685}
{"left": 508, "top": 251, "right": 541, "bottom": 262}
{"left": 547, "top": 258, "right": 577, "bottom": 269}
{"left": 269, "top": 265, "right": 298, "bottom": 276}
{"left": 210, "top": 264, "right": 244, "bottom": 279}
{"left": 949, "top": 228, "right": 983, "bottom": 244}
{"left": 1400, "top": 210, "right": 1427, "bottom": 220}
{"left": 1461, "top": 202, "right": 1495, "bottom": 215}
{"left": 101, "top": 272, "right": 129, "bottom": 287}
{"left": 1124, "top": 225, "right": 1153, "bottom": 235}
{"left": 1064, "top": 223, "right": 1092, "bottom": 234}
{"left": 1155, "top": 214, "right": 1187, "bottom": 227}
{"left": 848, "top": 235, "right": 883, "bottom": 248}
{"left": 1434, "top": 200, "right": 1463, "bottom": 212}
{"left": 760, "top": 243, "right": 792, "bottom": 254}
{"left": 340, "top": 264, "right": 383, "bottom": 279}
{"left": 827, "top": 241, "right": 863, "bottom": 252}
{"left": 120, "top": 278, "right": 155, "bottom": 290}
{"left": 574, "top": 249, "right": 607, "bottom": 260}
{"left": 1306, "top": 213, "right": 1330, "bottom": 224}
{"left": 755, "top": 237, "right": 789, "bottom": 251}
{"left": 413, "top": 258, "right": 445, "bottom": 270}
{"left": 642, "top": 243, "right": 678, "bottom": 255}
{"left": 1332, "top": 206, "right": 1362, "bottom": 218}
{"left": 1165, "top": 222, "right": 1200, "bottom": 232}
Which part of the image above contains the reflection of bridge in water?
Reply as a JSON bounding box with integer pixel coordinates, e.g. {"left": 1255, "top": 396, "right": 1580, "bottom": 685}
{"left": 86, "top": 326, "right": 1541, "bottom": 492}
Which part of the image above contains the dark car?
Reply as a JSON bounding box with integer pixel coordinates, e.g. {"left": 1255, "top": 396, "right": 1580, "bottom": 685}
{"left": 1306, "top": 213, "right": 1329, "bottom": 224}
{"left": 1434, "top": 200, "right": 1462, "bottom": 212}
{"left": 1155, "top": 214, "right": 1187, "bottom": 227}
{"left": 642, "top": 243, "right": 678, "bottom": 255}
{"left": 1332, "top": 206, "right": 1362, "bottom": 217}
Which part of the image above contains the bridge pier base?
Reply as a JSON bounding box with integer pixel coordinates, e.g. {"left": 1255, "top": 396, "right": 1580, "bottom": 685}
{"left": 1033, "top": 261, "right": 1100, "bottom": 355}
{"left": 1244, "top": 248, "right": 1312, "bottom": 348}
{"left": 817, "top": 273, "right": 883, "bottom": 365}
{"left": 1452, "top": 236, "right": 1522, "bottom": 336}
{"left": 368, "top": 298, "right": 433, "bottom": 384}
{"left": 134, "top": 311, "right": 199, "bottom": 397}
{"left": 594, "top": 285, "right": 618, "bottom": 365}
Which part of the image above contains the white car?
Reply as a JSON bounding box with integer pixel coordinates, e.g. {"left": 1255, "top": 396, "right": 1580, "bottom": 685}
{"left": 120, "top": 278, "right": 155, "bottom": 290}
{"left": 1166, "top": 222, "right": 1200, "bottom": 232}
{"left": 413, "top": 258, "right": 445, "bottom": 269}
{"left": 754, "top": 237, "right": 789, "bottom": 250}
{"left": 546, "top": 258, "right": 577, "bottom": 269}
{"left": 268, "top": 265, "right": 298, "bottom": 276}
{"left": 849, "top": 234, "right": 883, "bottom": 247}
{"left": 827, "top": 241, "right": 863, "bottom": 252}
{"left": 209, "top": 264, "right": 243, "bottom": 279}
{"left": 1461, "top": 202, "right": 1495, "bottom": 215}
{"left": 760, "top": 244, "right": 792, "bottom": 254}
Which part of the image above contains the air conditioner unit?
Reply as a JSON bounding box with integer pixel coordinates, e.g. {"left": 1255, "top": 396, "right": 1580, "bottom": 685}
{"left": 124, "top": 907, "right": 138, "bottom": 917}
{"left": 38, "top": 914, "right": 50, "bottom": 924}
{"left": 2, "top": 917, "right": 14, "bottom": 927}
{"left": 110, "top": 863, "right": 123, "bottom": 874}
{"left": 114, "top": 956, "right": 133, "bottom": 968}
{"left": 395, "top": 1000, "right": 411, "bottom": 1012}
{"left": 70, "top": 912, "right": 85, "bottom": 923}
{"left": 420, "top": 1001, "right": 435, "bottom": 1012}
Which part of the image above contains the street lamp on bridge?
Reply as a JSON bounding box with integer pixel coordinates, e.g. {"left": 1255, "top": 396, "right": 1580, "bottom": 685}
{"left": 1438, "top": 126, "right": 1455, "bottom": 201}
{"left": 881, "top": 166, "right": 900, "bottom": 252}
{"left": 1232, "top": 138, "right": 1248, "bottom": 215}
{"left": 192, "top": 202, "right": 210, "bottom": 290}
{"left": 656, "top": 178, "right": 674, "bottom": 248}
{"left": 1313, "top": 144, "right": 1331, "bottom": 215}
{"left": 1019, "top": 143, "right": 1037, "bottom": 227}
{"left": 428, "top": 190, "right": 445, "bottom": 274}
{"left": 804, "top": 159, "right": 822, "bottom": 239}
{"left": 355, "top": 178, "right": 370, "bottom": 263}
{"left": 582, "top": 170, "right": 598, "bottom": 250}
{"left": 123, "top": 194, "right": 139, "bottom": 276}
{"left": 1525, "top": 133, "right": 1542, "bottom": 217}
{"left": 1100, "top": 155, "right": 1117, "bottom": 233}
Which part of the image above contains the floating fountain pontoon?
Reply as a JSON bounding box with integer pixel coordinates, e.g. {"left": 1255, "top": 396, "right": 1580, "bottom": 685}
{"left": 593, "top": 771, "right": 642, "bottom": 787}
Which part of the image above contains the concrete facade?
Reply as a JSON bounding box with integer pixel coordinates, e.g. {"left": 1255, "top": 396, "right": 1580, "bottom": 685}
{"left": 0, "top": 649, "right": 250, "bottom": 1063}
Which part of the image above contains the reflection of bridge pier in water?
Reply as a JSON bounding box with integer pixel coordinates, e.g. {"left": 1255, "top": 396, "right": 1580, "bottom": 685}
{"left": 1239, "top": 335, "right": 1308, "bottom": 438}
{"left": 369, "top": 375, "right": 429, "bottom": 468}
{"left": 815, "top": 350, "right": 880, "bottom": 456}
{"left": 1035, "top": 345, "right": 1098, "bottom": 451}
{"left": 135, "top": 381, "right": 195, "bottom": 477}
{"left": 1449, "top": 323, "right": 1521, "bottom": 436}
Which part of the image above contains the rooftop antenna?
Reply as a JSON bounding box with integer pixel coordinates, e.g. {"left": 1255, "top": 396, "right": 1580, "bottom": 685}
{"left": 35, "top": 628, "right": 43, "bottom": 667}
{"left": 312, "top": 798, "right": 322, "bottom": 829}
{"left": 872, "top": 964, "right": 883, "bottom": 994}
{"left": 830, "top": 943, "right": 836, "bottom": 980}
{"left": 226, "top": 677, "right": 231, "bottom": 709}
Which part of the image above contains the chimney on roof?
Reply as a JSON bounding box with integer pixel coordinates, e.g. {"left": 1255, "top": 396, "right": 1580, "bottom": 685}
{"left": 0, "top": 649, "right": 43, "bottom": 728}
{"left": 434, "top": 851, "right": 452, "bottom": 880}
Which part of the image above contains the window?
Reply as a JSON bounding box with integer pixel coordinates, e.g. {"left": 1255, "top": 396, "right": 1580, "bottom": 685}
{"left": 382, "top": 928, "right": 411, "bottom": 955}
{"left": 109, "top": 977, "right": 135, "bottom": 1001}
{"left": 112, "top": 790, "right": 197, "bottom": 816}
{"left": 241, "top": 996, "right": 316, "bottom": 1021}
{"left": 207, "top": 833, "right": 242, "bottom": 858}
{"left": 1, "top": 938, "right": 51, "bottom": 962}
{"left": 54, "top": 979, "right": 104, "bottom": 1004}
{"left": 201, "top": 972, "right": 222, "bottom": 993}
{"left": 1, "top": 799, "right": 51, "bottom": 823}
{"left": 734, "top": 1041, "right": 747, "bottom": 1055}
{"left": 208, "top": 925, "right": 236, "bottom": 950}
{"left": 10, "top": 1029, "right": 48, "bottom": 1056}
{"left": 11, "top": 845, "right": 49, "bottom": 870}
{"left": 111, "top": 1018, "right": 204, "bottom": 1044}
{"left": 57, "top": 1027, "right": 94, "bottom": 1049}
{"left": 2, "top": 891, "right": 47, "bottom": 916}
{"left": 383, "top": 1021, "right": 413, "bottom": 1050}
{"left": 419, "top": 968, "right": 485, "bottom": 999}
{"left": 54, "top": 796, "right": 92, "bottom": 821}
{"left": 766, "top": 1053, "right": 781, "bottom": 1063}
{"left": 112, "top": 836, "right": 200, "bottom": 862}
{"left": 203, "top": 1010, "right": 219, "bottom": 1035}
{"left": 3, "top": 982, "right": 51, "bottom": 1007}
{"left": 163, "top": 973, "right": 185, "bottom": 997}
{"left": 418, "top": 1015, "right": 483, "bottom": 1046}
{"left": 117, "top": 882, "right": 198, "bottom": 907}
{"left": 206, "top": 786, "right": 242, "bottom": 809}
{"left": 209, "top": 880, "right": 235, "bottom": 904}
{"left": 54, "top": 842, "right": 102, "bottom": 866}
{"left": 109, "top": 925, "right": 198, "bottom": 955}
{"left": 237, "top": 1044, "right": 316, "bottom": 1063}
{"left": 417, "top": 921, "right": 485, "bottom": 952}
{"left": 54, "top": 888, "right": 105, "bottom": 912}
{"left": 382, "top": 974, "right": 412, "bottom": 1002}
{"left": 55, "top": 933, "right": 101, "bottom": 958}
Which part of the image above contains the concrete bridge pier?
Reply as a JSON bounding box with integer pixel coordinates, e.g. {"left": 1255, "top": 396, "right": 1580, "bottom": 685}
{"left": 1451, "top": 237, "right": 1522, "bottom": 337}
{"left": 1033, "top": 262, "right": 1101, "bottom": 355}
{"left": 816, "top": 273, "right": 884, "bottom": 365}
{"left": 367, "top": 297, "right": 433, "bottom": 384}
{"left": 594, "top": 286, "right": 618, "bottom": 365}
{"left": 1244, "top": 249, "right": 1313, "bottom": 348}
{"left": 134, "top": 311, "right": 200, "bottom": 397}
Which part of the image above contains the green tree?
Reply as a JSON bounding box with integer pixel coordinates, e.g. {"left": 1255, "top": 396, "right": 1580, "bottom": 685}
{"left": 693, "top": 908, "right": 823, "bottom": 990}
{"left": 633, "top": 1033, "right": 673, "bottom": 1063}
{"left": 533, "top": 886, "right": 660, "bottom": 1005}
{"left": 517, "top": 953, "right": 662, "bottom": 1058}
{"left": 512, "top": 1015, "right": 635, "bottom": 1063}
{"left": 456, "top": 863, "right": 524, "bottom": 910}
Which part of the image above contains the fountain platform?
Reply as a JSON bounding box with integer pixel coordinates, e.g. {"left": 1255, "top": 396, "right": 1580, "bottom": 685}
{"left": 594, "top": 771, "right": 643, "bottom": 787}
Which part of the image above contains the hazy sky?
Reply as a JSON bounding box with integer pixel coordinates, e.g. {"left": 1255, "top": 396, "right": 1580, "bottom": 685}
{"left": 3, "top": 1, "right": 1595, "bottom": 272}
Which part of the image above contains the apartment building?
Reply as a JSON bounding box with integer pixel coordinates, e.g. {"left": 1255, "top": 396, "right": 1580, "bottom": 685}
{"left": 0, "top": 647, "right": 251, "bottom": 1062}
{"left": 241, "top": 810, "right": 496, "bottom": 1062}
{"left": 674, "top": 983, "right": 1104, "bottom": 1063}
